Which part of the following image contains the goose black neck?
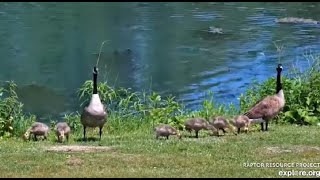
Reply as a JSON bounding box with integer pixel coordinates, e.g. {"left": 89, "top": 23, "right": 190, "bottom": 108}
{"left": 276, "top": 70, "right": 282, "bottom": 93}
{"left": 93, "top": 73, "right": 98, "bottom": 94}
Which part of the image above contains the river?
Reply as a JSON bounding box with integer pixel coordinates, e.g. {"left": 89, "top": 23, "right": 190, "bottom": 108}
{"left": 0, "top": 2, "right": 319, "bottom": 121}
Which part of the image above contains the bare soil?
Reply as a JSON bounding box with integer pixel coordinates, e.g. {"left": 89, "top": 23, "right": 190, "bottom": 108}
{"left": 45, "top": 145, "right": 116, "bottom": 153}
{"left": 264, "top": 145, "right": 320, "bottom": 154}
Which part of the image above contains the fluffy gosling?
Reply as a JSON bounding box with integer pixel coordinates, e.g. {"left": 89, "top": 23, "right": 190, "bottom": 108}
{"left": 184, "top": 118, "right": 216, "bottom": 138}
{"left": 23, "top": 122, "right": 49, "bottom": 141}
{"left": 154, "top": 124, "right": 181, "bottom": 140}
{"left": 55, "top": 122, "right": 71, "bottom": 143}
{"left": 231, "top": 115, "right": 251, "bottom": 134}
{"left": 209, "top": 116, "right": 237, "bottom": 136}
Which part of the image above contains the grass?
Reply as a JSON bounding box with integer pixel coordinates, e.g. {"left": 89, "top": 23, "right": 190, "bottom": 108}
{"left": 1, "top": 124, "right": 320, "bottom": 178}
{"left": 1, "top": 50, "right": 320, "bottom": 177}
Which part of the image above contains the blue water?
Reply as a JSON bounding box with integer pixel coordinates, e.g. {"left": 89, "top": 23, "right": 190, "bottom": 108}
{"left": 0, "top": 2, "right": 320, "bottom": 120}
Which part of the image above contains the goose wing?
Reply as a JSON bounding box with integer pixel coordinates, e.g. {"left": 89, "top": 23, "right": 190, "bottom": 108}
{"left": 244, "top": 95, "right": 280, "bottom": 119}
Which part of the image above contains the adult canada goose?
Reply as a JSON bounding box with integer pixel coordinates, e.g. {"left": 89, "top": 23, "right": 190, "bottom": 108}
{"left": 244, "top": 64, "right": 285, "bottom": 131}
{"left": 80, "top": 66, "right": 107, "bottom": 141}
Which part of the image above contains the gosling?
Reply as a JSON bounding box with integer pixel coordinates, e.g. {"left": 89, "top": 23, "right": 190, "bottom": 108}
{"left": 184, "top": 118, "right": 216, "bottom": 138}
{"left": 230, "top": 115, "right": 251, "bottom": 134}
{"left": 23, "top": 122, "right": 49, "bottom": 141}
{"left": 154, "top": 124, "right": 181, "bottom": 140}
{"left": 209, "top": 116, "right": 237, "bottom": 136}
{"left": 55, "top": 122, "right": 71, "bottom": 143}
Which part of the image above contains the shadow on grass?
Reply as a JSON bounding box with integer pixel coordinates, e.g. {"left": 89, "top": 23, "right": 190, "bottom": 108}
{"left": 75, "top": 137, "right": 100, "bottom": 142}
{"left": 182, "top": 134, "right": 212, "bottom": 138}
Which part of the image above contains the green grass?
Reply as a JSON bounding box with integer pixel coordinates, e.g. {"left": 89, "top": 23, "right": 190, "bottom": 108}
{"left": 1, "top": 124, "right": 320, "bottom": 178}
{"left": 1, "top": 52, "right": 320, "bottom": 177}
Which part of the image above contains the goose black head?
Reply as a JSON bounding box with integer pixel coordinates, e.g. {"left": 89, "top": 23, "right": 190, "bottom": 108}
{"left": 277, "top": 64, "right": 283, "bottom": 72}
{"left": 93, "top": 66, "right": 98, "bottom": 74}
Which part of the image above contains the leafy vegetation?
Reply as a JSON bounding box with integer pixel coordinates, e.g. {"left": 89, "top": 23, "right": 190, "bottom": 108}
{"left": 0, "top": 54, "right": 320, "bottom": 138}
{"left": 77, "top": 81, "right": 186, "bottom": 130}
{"left": 239, "top": 54, "right": 320, "bottom": 126}
{"left": 0, "top": 54, "right": 319, "bottom": 178}
{"left": 0, "top": 81, "right": 35, "bottom": 139}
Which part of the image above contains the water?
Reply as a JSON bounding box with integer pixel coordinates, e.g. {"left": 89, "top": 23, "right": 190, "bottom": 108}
{"left": 1, "top": 2, "right": 320, "bottom": 121}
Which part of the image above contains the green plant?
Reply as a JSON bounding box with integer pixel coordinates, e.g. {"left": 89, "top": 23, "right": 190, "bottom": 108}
{"left": 12, "top": 114, "right": 36, "bottom": 137}
{"left": 64, "top": 112, "right": 82, "bottom": 133}
{"left": 189, "top": 91, "right": 240, "bottom": 122}
{"left": 1, "top": 50, "right": 320, "bottom": 140}
{"left": 76, "top": 81, "right": 186, "bottom": 130}
{"left": 239, "top": 53, "right": 320, "bottom": 125}
{"left": 0, "top": 81, "right": 35, "bottom": 138}
{"left": 50, "top": 119, "right": 58, "bottom": 130}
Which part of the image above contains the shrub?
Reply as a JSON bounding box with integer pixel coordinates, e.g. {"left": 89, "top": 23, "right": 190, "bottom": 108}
{"left": 0, "top": 81, "right": 35, "bottom": 139}
{"left": 2, "top": 53, "right": 320, "bottom": 139}
{"left": 239, "top": 54, "right": 320, "bottom": 125}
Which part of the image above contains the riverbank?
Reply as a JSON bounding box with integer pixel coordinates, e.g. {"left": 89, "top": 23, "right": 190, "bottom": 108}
{"left": 1, "top": 124, "right": 320, "bottom": 178}
{"left": 0, "top": 53, "right": 320, "bottom": 177}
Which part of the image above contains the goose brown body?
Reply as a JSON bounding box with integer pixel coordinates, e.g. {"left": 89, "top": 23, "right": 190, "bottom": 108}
{"left": 231, "top": 115, "right": 251, "bottom": 134}
{"left": 244, "top": 92, "right": 285, "bottom": 120}
{"left": 244, "top": 64, "right": 285, "bottom": 131}
{"left": 23, "top": 122, "right": 49, "bottom": 141}
{"left": 55, "top": 122, "right": 71, "bottom": 142}
{"left": 184, "top": 118, "right": 216, "bottom": 138}
{"left": 80, "top": 66, "right": 107, "bottom": 140}
{"left": 81, "top": 94, "right": 107, "bottom": 128}
{"left": 154, "top": 124, "right": 181, "bottom": 139}
{"left": 209, "top": 116, "right": 236, "bottom": 136}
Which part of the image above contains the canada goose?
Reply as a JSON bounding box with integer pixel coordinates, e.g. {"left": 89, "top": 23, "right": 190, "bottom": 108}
{"left": 230, "top": 115, "right": 251, "bottom": 134}
{"left": 154, "top": 124, "right": 181, "bottom": 140}
{"left": 55, "top": 122, "right": 71, "bottom": 143}
{"left": 80, "top": 66, "right": 107, "bottom": 141}
{"left": 244, "top": 64, "right": 285, "bottom": 131}
{"left": 184, "top": 118, "right": 217, "bottom": 138}
{"left": 209, "top": 116, "right": 237, "bottom": 136}
{"left": 23, "top": 122, "right": 49, "bottom": 141}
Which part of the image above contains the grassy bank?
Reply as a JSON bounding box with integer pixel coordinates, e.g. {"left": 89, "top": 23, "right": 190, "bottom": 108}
{"left": 0, "top": 53, "right": 320, "bottom": 177}
{"left": 1, "top": 125, "right": 320, "bottom": 178}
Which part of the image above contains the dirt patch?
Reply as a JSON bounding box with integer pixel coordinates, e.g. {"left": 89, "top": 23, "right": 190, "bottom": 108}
{"left": 66, "top": 157, "right": 83, "bottom": 166}
{"left": 264, "top": 145, "right": 320, "bottom": 154}
{"left": 46, "top": 145, "right": 116, "bottom": 153}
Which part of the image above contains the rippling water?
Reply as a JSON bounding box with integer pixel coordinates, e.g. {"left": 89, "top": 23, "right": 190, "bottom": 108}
{"left": 0, "top": 2, "right": 320, "bottom": 120}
